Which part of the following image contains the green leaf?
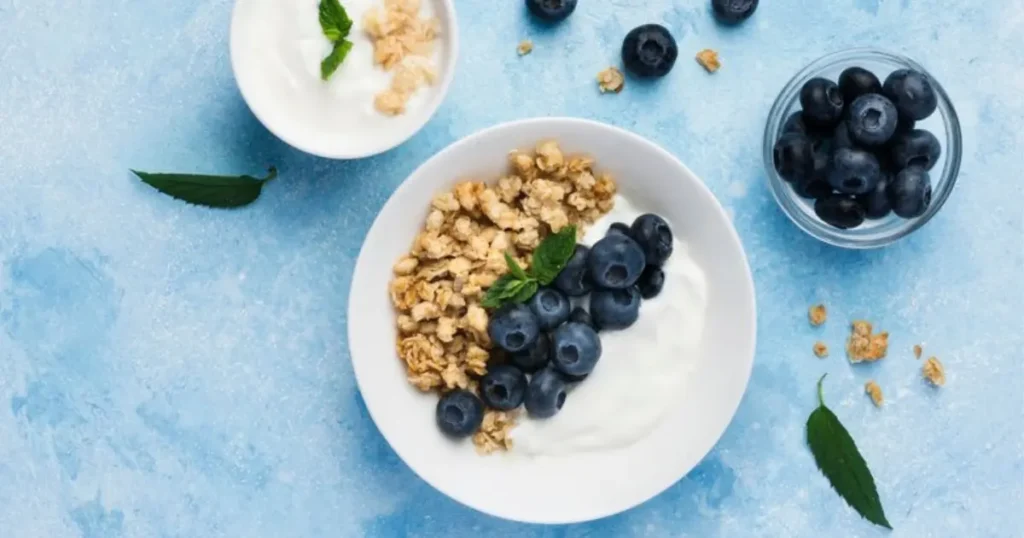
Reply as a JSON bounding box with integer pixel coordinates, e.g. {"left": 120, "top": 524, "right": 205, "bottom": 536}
{"left": 481, "top": 274, "right": 523, "bottom": 308}
{"left": 511, "top": 280, "right": 538, "bottom": 304}
{"left": 318, "top": 0, "right": 352, "bottom": 42}
{"left": 806, "top": 375, "right": 892, "bottom": 530}
{"left": 505, "top": 253, "right": 528, "bottom": 280}
{"left": 132, "top": 167, "right": 277, "bottom": 209}
{"left": 321, "top": 40, "right": 353, "bottom": 81}
{"left": 530, "top": 225, "right": 578, "bottom": 285}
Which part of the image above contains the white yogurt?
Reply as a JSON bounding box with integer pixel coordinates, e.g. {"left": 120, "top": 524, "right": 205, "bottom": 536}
{"left": 231, "top": 0, "right": 441, "bottom": 155}
{"left": 512, "top": 196, "right": 709, "bottom": 456}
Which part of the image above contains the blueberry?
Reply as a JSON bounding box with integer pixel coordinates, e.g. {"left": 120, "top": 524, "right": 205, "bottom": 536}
{"left": 525, "top": 0, "right": 577, "bottom": 22}
{"left": 800, "top": 78, "right": 845, "bottom": 128}
{"left": 838, "top": 67, "right": 882, "bottom": 104}
{"left": 828, "top": 148, "right": 881, "bottom": 195}
{"left": 883, "top": 69, "right": 938, "bottom": 121}
{"left": 782, "top": 112, "right": 808, "bottom": 135}
{"left": 890, "top": 129, "right": 941, "bottom": 171}
{"left": 550, "top": 322, "right": 602, "bottom": 377}
{"left": 435, "top": 390, "right": 484, "bottom": 438}
{"left": 525, "top": 368, "right": 568, "bottom": 419}
{"left": 814, "top": 195, "right": 866, "bottom": 229}
{"left": 847, "top": 94, "right": 898, "bottom": 147}
{"left": 480, "top": 365, "right": 528, "bottom": 411}
{"left": 607, "top": 222, "right": 632, "bottom": 237}
{"left": 553, "top": 245, "right": 592, "bottom": 297}
{"left": 568, "top": 307, "right": 595, "bottom": 329}
{"left": 637, "top": 265, "right": 665, "bottom": 299}
{"left": 528, "top": 287, "right": 570, "bottom": 330}
{"left": 510, "top": 332, "right": 551, "bottom": 373}
{"left": 630, "top": 214, "right": 673, "bottom": 266}
{"left": 832, "top": 121, "right": 855, "bottom": 150}
{"left": 586, "top": 234, "right": 646, "bottom": 289}
{"left": 857, "top": 174, "right": 892, "bottom": 219}
{"left": 887, "top": 167, "right": 932, "bottom": 218}
{"left": 773, "top": 132, "right": 816, "bottom": 184}
{"left": 487, "top": 304, "right": 540, "bottom": 353}
{"left": 622, "top": 24, "right": 678, "bottom": 78}
{"left": 711, "top": 0, "right": 758, "bottom": 24}
{"left": 590, "top": 286, "right": 642, "bottom": 330}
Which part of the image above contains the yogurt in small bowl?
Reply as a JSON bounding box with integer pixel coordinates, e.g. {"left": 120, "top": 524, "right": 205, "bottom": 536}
{"left": 230, "top": 0, "right": 458, "bottom": 159}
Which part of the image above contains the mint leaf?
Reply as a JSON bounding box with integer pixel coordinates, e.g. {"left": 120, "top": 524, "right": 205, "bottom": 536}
{"left": 806, "top": 375, "right": 892, "bottom": 530}
{"left": 319, "top": 0, "right": 352, "bottom": 42}
{"left": 530, "top": 225, "right": 578, "bottom": 285}
{"left": 505, "top": 253, "right": 528, "bottom": 280}
{"left": 481, "top": 274, "right": 523, "bottom": 308}
{"left": 321, "top": 40, "right": 353, "bottom": 81}
{"left": 132, "top": 167, "right": 277, "bottom": 209}
{"left": 511, "top": 280, "right": 538, "bottom": 304}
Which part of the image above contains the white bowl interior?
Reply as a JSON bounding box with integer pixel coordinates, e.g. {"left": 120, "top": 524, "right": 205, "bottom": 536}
{"left": 348, "top": 118, "right": 757, "bottom": 523}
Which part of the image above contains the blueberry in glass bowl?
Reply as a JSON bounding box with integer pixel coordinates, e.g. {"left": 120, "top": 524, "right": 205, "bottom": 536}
{"left": 763, "top": 48, "right": 961, "bottom": 249}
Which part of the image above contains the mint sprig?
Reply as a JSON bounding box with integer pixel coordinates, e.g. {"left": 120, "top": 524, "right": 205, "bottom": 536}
{"left": 318, "top": 0, "right": 353, "bottom": 81}
{"left": 481, "top": 226, "right": 577, "bottom": 309}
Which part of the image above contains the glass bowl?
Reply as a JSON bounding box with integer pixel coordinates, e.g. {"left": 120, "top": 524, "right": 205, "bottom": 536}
{"left": 763, "top": 48, "right": 962, "bottom": 249}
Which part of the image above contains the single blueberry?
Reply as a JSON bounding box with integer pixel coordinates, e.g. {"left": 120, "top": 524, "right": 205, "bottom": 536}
{"left": 607, "top": 222, "right": 632, "bottom": 237}
{"left": 487, "top": 304, "right": 540, "bottom": 353}
{"left": 550, "top": 322, "right": 602, "bottom": 377}
{"left": 857, "top": 174, "right": 892, "bottom": 219}
{"left": 525, "top": 368, "right": 569, "bottom": 419}
{"left": 883, "top": 69, "right": 938, "bottom": 121}
{"left": 887, "top": 167, "right": 932, "bottom": 218}
{"left": 622, "top": 24, "right": 678, "bottom": 78}
{"left": 800, "top": 78, "right": 845, "bottom": 128}
{"left": 814, "top": 195, "right": 866, "bottom": 229}
{"left": 568, "top": 307, "right": 595, "bottom": 330}
{"left": 510, "top": 332, "right": 551, "bottom": 373}
{"left": 773, "top": 132, "right": 816, "bottom": 184}
{"left": 590, "top": 286, "right": 642, "bottom": 330}
{"left": 847, "top": 94, "right": 898, "bottom": 147}
{"left": 525, "top": 0, "right": 577, "bottom": 22}
{"left": 552, "top": 245, "right": 592, "bottom": 297}
{"left": 528, "top": 287, "right": 570, "bottom": 330}
{"left": 586, "top": 234, "right": 646, "bottom": 289}
{"left": 480, "top": 365, "right": 528, "bottom": 411}
{"left": 637, "top": 265, "right": 665, "bottom": 299}
{"left": 711, "top": 0, "right": 759, "bottom": 24}
{"left": 838, "top": 67, "right": 882, "bottom": 104}
{"left": 889, "top": 129, "right": 941, "bottom": 171}
{"left": 828, "top": 148, "right": 881, "bottom": 195}
{"left": 630, "top": 214, "right": 673, "bottom": 266}
{"left": 435, "top": 390, "right": 484, "bottom": 438}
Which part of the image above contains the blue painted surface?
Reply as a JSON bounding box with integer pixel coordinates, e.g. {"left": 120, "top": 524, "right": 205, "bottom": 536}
{"left": 1, "top": 0, "right": 1021, "bottom": 536}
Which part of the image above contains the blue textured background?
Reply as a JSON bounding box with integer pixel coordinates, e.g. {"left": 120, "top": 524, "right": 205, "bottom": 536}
{"left": 2, "top": 0, "right": 1022, "bottom": 536}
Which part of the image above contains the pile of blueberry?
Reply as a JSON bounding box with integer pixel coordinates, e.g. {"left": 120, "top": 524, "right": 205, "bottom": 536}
{"left": 435, "top": 214, "right": 675, "bottom": 438}
{"left": 773, "top": 66, "right": 943, "bottom": 229}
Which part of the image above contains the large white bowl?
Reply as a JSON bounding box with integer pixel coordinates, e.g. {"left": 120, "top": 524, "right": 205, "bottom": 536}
{"left": 348, "top": 118, "right": 757, "bottom": 524}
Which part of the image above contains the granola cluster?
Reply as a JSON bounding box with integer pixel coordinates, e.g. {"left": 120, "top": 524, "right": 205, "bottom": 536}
{"left": 846, "top": 320, "right": 889, "bottom": 362}
{"left": 364, "top": 0, "right": 440, "bottom": 115}
{"left": 597, "top": 67, "right": 625, "bottom": 94}
{"left": 389, "top": 141, "right": 617, "bottom": 452}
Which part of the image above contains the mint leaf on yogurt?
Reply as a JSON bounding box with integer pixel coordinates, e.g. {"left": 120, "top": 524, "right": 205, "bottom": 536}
{"left": 321, "top": 40, "right": 353, "bottom": 81}
{"left": 318, "top": 0, "right": 354, "bottom": 81}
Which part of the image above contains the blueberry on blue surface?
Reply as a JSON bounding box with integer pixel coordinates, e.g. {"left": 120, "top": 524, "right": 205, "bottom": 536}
{"left": 590, "top": 286, "right": 642, "bottom": 330}
{"left": 800, "top": 78, "right": 845, "bottom": 128}
{"left": 528, "top": 287, "right": 570, "bottom": 330}
{"left": 828, "top": 148, "right": 881, "bottom": 195}
{"left": 630, "top": 214, "right": 673, "bottom": 266}
{"left": 568, "top": 307, "right": 595, "bottom": 329}
{"left": 435, "top": 390, "right": 484, "bottom": 438}
{"left": 857, "top": 174, "right": 892, "bottom": 219}
{"left": 622, "top": 24, "right": 678, "bottom": 78}
{"left": 510, "top": 332, "right": 551, "bottom": 373}
{"left": 814, "top": 195, "right": 866, "bottom": 229}
{"left": 525, "top": 0, "right": 577, "bottom": 22}
{"left": 890, "top": 129, "right": 941, "bottom": 171}
{"left": 711, "top": 0, "right": 758, "bottom": 24}
{"left": 550, "top": 321, "right": 602, "bottom": 377}
{"left": 887, "top": 167, "right": 933, "bottom": 218}
{"left": 637, "top": 265, "right": 665, "bottom": 299}
{"left": 838, "top": 67, "right": 882, "bottom": 104}
{"left": 586, "top": 234, "right": 646, "bottom": 289}
{"left": 773, "top": 132, "right": 816, "bottom": 184}
{"left": 553, "top": 245, "right": 592, "bottom": 297}
{"left": 487, "top": 304, "right": 540, "bottom": 353}
{"left": 607, "top": 222, "right": 632, "bottom": 237}
{"left": 480, "top": 365, "right": 528, "bottom": 411}
{"left": 883, "top": 69, "right": 938, "bottom": 121}
{"left": 847, "top": 94, "right": 898, "bottom": 147}
{"left": 525, "top": 368, "right": 569, "bottom": 419}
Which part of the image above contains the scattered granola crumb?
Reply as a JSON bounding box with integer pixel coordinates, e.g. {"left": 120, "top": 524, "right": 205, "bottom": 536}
{"left": 517, "top": 40, "right": 533, "bottom": 56}
{"left": 695, "top": 49, "right": 721, "bottom": 73}
{"left": 913, "top": 344, "right": 923, "bottom": 359}
{"left": 846, "top": 320, "right": 889, "bottom": 363}
{"left": 864, "top": 380, "right": 884, "bottom": 407}
{"left": 597, "top": 67, "right": 625, "bottom": 94}
{"left": 809, "top": 304, "right": 827, "bottom": 326}
{"left": 813, "top": 341, "right": 829, "bottom": 358}
{"left": 923, "top": 357, "right": 946, "bottom": 386}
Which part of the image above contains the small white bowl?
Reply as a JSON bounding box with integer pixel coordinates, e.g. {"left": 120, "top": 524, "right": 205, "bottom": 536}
{"left": 229, "top": 0, "right": 458, "bottom": 159}
{"left": 348, "top": 118, "right": 757, "bottom": 523}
